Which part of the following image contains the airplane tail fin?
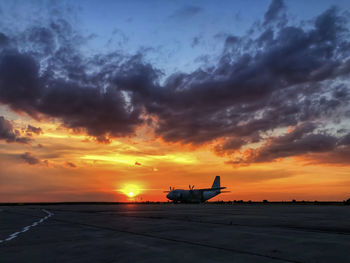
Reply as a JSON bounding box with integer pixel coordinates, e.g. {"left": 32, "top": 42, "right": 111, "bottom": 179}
{"left": 211, "top": 176, "right": 220, "bottom": 189}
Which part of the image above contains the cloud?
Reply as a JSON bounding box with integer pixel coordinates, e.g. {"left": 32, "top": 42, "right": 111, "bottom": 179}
{"left": 132, "top": 6, "right": 350, "bottom": 149}
{"left": 288, "top": 131, "right": 350, "bottom": 166}
{"left": 191, "top": 36, "right": 201, "bottom": 48}
{"left": 0, "top": 1, "right": 349, "bottom": 166}
{"left": 235, "top": 123, "right": 337, "bottom": 163}
{"left": 263, "top": 0, "right": 287, "bottom": 27}
{"left": 169, "top": 5, "right": 202, "bottom": 20}
{"left": 20, "top": 152, "right": 40, "bottom": 165}
{"left": 0, "top": 33, "right": 9, "bottom": 47}
{"left": 228, "top": 128, "right": 350, "bottom": 165}
{"left": 339, "top": 133, "right": 350, "bottom": 145}
{"left": 26, "top": 124, "right": 43, "bottom": 135}
{"left": 64, "top": 161, "right": 77, "bottom": 168}
{"left": 0, "top": 23, "right": 146, "bottom": 141}
{"left": 214, "top": 137, "right": 246, "bottom": 156}
{"left": 0, "top": 116, "right": 31, "bottom": 143}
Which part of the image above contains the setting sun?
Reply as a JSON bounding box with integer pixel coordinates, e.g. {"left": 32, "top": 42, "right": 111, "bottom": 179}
{"left": 117, "top": 184, "right": 142, "bottom": 199}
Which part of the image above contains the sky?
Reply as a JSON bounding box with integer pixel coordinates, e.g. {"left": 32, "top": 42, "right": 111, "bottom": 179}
{"left": 0, "top": 0, "right": 350, "bottom": 202}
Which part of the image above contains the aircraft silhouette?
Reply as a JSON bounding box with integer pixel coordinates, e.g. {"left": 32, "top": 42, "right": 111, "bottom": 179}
{"left": 165, "top": 176, "right": 228, "bottom": 203}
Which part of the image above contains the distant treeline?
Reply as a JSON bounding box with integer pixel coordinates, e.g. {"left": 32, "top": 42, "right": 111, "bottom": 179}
{"left": 1, "top": 199, "right": 349, "bottom": 206}
{"left": 209, "top": 199, "right": 350, "bottom": 205}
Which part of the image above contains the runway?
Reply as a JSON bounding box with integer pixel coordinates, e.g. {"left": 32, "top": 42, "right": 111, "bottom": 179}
{"left": 1, "top": 204, "right": 349, "bottom": 262}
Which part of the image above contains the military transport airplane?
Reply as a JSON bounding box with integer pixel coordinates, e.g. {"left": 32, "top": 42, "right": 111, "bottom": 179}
{"left": 165, "top": 176, "right": 228, "bottom": 203}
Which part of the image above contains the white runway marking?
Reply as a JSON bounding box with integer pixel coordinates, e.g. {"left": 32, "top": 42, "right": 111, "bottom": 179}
{"left": 0, "top": 209, "right": 54, "bottom": 244}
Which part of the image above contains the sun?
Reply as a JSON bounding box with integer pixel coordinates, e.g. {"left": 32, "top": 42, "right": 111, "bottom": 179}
{"left": 117, "top": 183, "right": 142, "bottom": 199}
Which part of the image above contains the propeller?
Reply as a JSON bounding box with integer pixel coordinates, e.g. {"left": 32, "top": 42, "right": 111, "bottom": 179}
{"left": 189, "top": 185, "right": 195, "bottom": 190}
{"left": 164, "top": 186, "right": 175, "bottom": 193}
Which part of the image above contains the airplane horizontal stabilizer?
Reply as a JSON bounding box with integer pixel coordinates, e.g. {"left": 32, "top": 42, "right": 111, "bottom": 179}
{"left": 199, "top": 187, "right": 226, "bottom": 191}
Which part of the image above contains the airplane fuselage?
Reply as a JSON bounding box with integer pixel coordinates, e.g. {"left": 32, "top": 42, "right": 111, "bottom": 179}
{"left": 166, "top": 189, "right": 220, "bottom": 203}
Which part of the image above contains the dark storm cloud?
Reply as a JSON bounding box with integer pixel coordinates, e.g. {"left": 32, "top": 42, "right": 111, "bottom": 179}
{"left": 0, "top": 32, "right": 9, "bottom": 47}
{"left": 0, "top": 1, "right": 350, "bottom": 164}
{"left": 0, "top": 19, "right": 146, "bottom": 141}
{"left": 263, "top": 0, "right": 286, "bottom": 27}
{"left": 297, "top": 133, "right": 350, "bottom": 165}
{"left": 126, "top": 6, "right": 350, "bottom": 148}
{"left": 20, "top": 152, "right": 40, "bottom": 165}
{"left": 227, "top": 128, "right": 350, "bottom": 165}
{"left": 240, "top": 125, "right": 338, "bottom": 163}
{"left": 214, "top": 137, "right": 246, "bottom": 156}
{"left": 339, "top": 133, "right": 350, "bottom": 146}
{"left": 0, "top": 51, "right": 41, "bottom": 116}
{"left": 0, "top": 116, "right": 31, "bottom": 144}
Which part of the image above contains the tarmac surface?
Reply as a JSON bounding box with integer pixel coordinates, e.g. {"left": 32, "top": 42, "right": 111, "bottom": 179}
{"left": 0, "top": 204, "right": 350, "bottom": 263}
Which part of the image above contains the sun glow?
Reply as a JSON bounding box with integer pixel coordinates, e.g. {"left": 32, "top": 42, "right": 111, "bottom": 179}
{"left": 118, "top": 184, "right": 142, "bottom": 199}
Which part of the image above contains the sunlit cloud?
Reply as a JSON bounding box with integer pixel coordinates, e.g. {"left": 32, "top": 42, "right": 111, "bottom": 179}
{"left": 80, "top": 152, "right": 198, "bottom": 166}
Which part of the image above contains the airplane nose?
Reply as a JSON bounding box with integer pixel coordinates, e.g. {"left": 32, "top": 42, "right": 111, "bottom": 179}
{"left": 166, "top": 193, "right": 171, "bottom": 199}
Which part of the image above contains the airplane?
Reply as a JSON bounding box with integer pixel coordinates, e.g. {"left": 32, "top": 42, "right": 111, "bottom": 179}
{"left": 165, "top": 176, "right": 228, "bottom": 203}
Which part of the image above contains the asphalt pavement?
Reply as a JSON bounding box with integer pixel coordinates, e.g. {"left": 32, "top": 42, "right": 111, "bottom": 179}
{"left": 1, "top": 204, "right": 349, "bottom": 262}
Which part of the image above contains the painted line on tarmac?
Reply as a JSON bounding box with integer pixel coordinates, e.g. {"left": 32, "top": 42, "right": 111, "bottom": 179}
{"left": 0, "top": 209, "right": 54, "bottom": 244}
